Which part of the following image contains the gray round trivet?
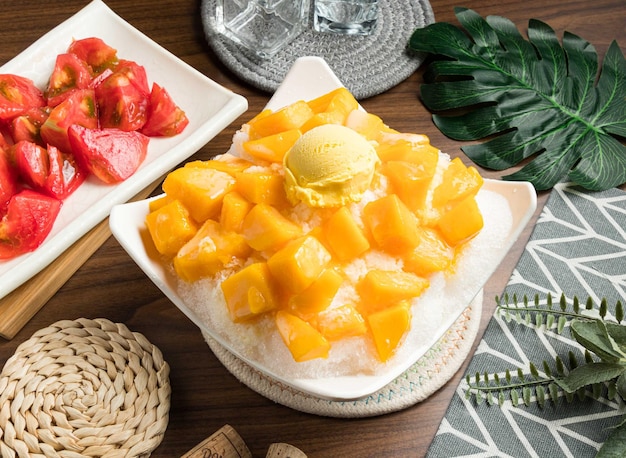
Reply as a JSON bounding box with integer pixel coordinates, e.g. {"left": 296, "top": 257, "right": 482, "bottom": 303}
{"left": 203, "top": 292, "right": 482, "bottom": 418}
{"left": 201, "top": 0, "right": 435, "bottom": 99}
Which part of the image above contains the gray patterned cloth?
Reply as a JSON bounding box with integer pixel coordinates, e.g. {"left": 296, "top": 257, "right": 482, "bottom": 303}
{"left": 200, "top": 0, "right": 434, "bottom": 99}
{"left": 427, "top": 183, "right": 626, "bottom": 457}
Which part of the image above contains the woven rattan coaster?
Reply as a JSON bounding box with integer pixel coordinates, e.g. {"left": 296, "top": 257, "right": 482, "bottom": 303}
{"left": 0, "top": 318, "right": 171, "bottom": 457}
{"left": 204, "top": 292, "right": 482, "bottom": 418}
{"left": 201, "top": 0, "right": 434, "bottom": 99}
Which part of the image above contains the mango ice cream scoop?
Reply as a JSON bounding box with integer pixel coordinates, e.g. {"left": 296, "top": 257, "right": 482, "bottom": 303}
{"left": 283, "top": 124, "right": 379, "bottom": 207}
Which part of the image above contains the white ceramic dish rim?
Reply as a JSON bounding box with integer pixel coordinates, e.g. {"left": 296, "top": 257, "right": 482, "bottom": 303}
{"left": 110, "top": 56, "right": 538, "bottom": 401}
{"left": 0, "top": 0, "right": 248, "bottom": 300}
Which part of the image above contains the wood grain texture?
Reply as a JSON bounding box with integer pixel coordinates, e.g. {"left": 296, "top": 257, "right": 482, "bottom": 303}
{"left": 0, "top": 1, "right": 624, "bottom": 456}
{"left": 0, "top": 180, "right": 160, "bottom": 339}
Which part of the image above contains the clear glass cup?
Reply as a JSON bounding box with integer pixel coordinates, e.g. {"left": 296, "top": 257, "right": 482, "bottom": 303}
{"left": 216, "top": 0, "right": 310, "bottom": 59}
{"left": 313, "top": 0, "right": 378, "bottom": 35}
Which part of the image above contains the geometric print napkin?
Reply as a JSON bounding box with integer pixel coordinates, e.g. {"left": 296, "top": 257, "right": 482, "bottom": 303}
{"left": 427, "top": 183, "right": 626, "bottom": 457}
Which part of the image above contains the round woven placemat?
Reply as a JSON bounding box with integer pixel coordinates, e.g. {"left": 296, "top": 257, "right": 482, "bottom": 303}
{"left": 204, "top": 292, "right": 482, "bottom": 418}
{"left": 201, "top": 0, "right": 435, "bottom": 99}
{"left": 0, "top": 318, "right": 171, "bottom": 458}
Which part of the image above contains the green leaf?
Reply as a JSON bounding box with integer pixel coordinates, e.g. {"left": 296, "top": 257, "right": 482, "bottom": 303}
{"left": 522, "top": 386, "right": 532, "bottom": 406}
{"left": 597, "top": 421, "right": 626, "bottom": 457}
{"left": 555, "top": 362, "right": 625, "bottom": 393}
{"left": 616, "top": 372, "right": 626, "bottom": 400}
{"left": 606, "top": 322, "right": 626, "bottom": 356}
{"left": 592, "top": 382, "right": 603, "bottom": 399}
{"left": 548, "top": 382, "right": 559, "bottom": 404}
{"left": 536, "top": 384, "right": 546, "bottom": 408}
{"left": 511, "top": 388, "right": 519, "bottom": 406}
{"left": 608, "top": 380, "right": 618, "bottom": 400}
{"left": 570, "top": 319, "right": 624, "bottom": 363}
{"left": 408, "top": 8, "right": 626, "bottom": 191}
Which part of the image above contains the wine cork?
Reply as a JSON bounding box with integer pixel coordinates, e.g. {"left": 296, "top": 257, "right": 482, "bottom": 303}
{"left": 266, "top": 442, "right": 308, "bottom": 458}
{"left": 182, "top": 424, "right": 252, "bottom": 458}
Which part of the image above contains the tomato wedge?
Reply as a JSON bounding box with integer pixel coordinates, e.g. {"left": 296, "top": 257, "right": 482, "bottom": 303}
{"left": 68, "top": 37, "right": 118, "bottom": 75}
{"left": 40, "top": 88, "right": 98, "bottom": 153}
{"left": 0, "top": 189, "right": 61, "bottom": 259}
{"left": 95, "top": 60, "right": 150, "bottom": 131}
{"left": 45, "top": 53, "right": 94, "bottom": 107}
{"left": 14, "top": 141, "right": 47, "bottom": 189}
{"left": 0, "top": 150, "right": 18, "bottom": 210}
{"left": 68, "top": 124, "right": 149, "bottom": 184}
{"left": 0, "top": 74, "right": 46, "bottom": 121}
{"left": 13, "top": 140, "right": 85, "bottom": 199}
{"left": 141, "top": 83, "right": 189, "bottom": 137}
{"left": 10, "top": 107, "right": 49, "bottom": 146}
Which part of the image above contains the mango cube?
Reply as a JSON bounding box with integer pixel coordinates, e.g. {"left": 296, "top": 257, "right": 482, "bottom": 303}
{"left": 375, "top": 139, "right": 436, "bottom": 163}
{"left": 174, "top": 219, "right": 251, "bottom": 282}
{"left": 345, "top": 110, "right": 394, "bottom": 142}
{"left": 300, "top": 111, "right": 345, "bottom": 133}
{"left": 246, "top": 108, "right": 272, "bottom": 126}
{"left": 357, "top": 269, "right": 429, "bottom": 315}
{"left": 323, "top": 206, "right": 370, "bottom": 262}
{"left": 221, "top": 262, "right": 280, "bottom": 322}
{"left": 184, "top": 154, "right": 253, "bottom": 176}
{"left": 368, "top": 300, "right": 412, "bottom": 362}
{"left": 307, "top": 87, "right": 359, "bottom": 116}
{"left": 268, "top": 235, "right": 332, "bottom": 294}
{"left": 241, "top": 204, "right": 302, "bottom": 252}
{"left": 363, "top": 194, "right": 421, "bottom": 255}
{"left": 148, "top": 194, "right": 173, "bottom": 213}
{"left": 315, "top": 304, "right": 367, "bottom": 341}
{"left": 235, "top": 170, "right": 289, "bottom": 208}
{"left": 247, "top": 100, "right": 314, "bottom": 138}
{"left": 145, "top": 199, "right": 198, "bottom": 256}
{"left": 220, "top": 191, "right": 252, "bottom": 232}
{"left": 403, "top": 227, "right": 454, "bottom": 277}
{"left": 432, "top": 157, "right": 483, "bottom": 211}
{"left": 436, "top": 196, "right": 484, "bottom": 246}
{"left": 275, "top": 310, "right": 330, "bottom": 362}
{"left": 384, "top": 157, "right": 438, "bottom": 213}
{"left": 288, "top": 268, "right": 344, "bottom": 315}
{"left": 242, "top": 128, "right": 302, "bottom": 163}
{"left": 162, "top": 167, "right": 235, "bottom": 223}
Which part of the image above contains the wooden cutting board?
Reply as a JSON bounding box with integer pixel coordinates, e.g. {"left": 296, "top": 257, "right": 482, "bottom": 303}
{"left": 0, "top": 181, "right": 160, "bottom": 340}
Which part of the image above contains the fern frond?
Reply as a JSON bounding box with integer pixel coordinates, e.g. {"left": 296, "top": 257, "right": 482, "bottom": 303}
{"left": 464, "top": 292, "right": 626, "bottom": 409}
{"left": 494, "top": 293, "right": 624, "bottom": 334}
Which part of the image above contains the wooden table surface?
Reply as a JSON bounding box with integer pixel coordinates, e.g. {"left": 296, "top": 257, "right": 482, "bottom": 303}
{"left": 1, "top": 1, "right": 624, "bottom": 456}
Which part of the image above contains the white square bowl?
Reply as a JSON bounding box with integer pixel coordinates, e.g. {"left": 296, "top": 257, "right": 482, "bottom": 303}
{"left": 111, "top": 56, "right": 537, "bottom": 401}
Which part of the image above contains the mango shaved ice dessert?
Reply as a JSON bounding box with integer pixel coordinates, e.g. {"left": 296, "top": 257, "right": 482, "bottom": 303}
{"left": 145, "top": 87, "right": 513, "bottom": 378}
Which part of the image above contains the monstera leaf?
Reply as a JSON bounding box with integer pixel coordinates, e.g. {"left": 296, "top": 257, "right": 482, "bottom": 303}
{"left": 409, "top": 7, "right": 626, "bottom": 191}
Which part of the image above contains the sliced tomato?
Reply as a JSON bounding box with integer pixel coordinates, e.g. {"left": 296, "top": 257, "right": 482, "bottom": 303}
{"left": 141, "top": 83, "right": 189, "bottom": 137}
{"left": 90, "top": 68, "right": 113, "bottom": 90}
{"left": 0, "top": 149, "right": 18, "bottom": 210}
{"left": 68, "top": 37, "right": 118, "bottom": 75}
{"left": 114, "top": 60, "right": 150, "bottom": 94}
{"left": 45, "top": 144, "right": 85, "bottom": 199}
{"left": 95, "top": 60, "right": 150, "bottom": 131}
{"left": 45, "top": 53, "right": 93, "bottom": 107}
{"left": 0, "top": 127, "right": 12, "bottom": 150}
{"left": 68, "top": 124, "right": 149, "bottom": 184}
{"left": 40, "top": 88, "right": 98, "bottom": 154}
{"left": 14, "top": 141, "right": 47, "bottom": 189}
{"left": 0, "top": 74, "right": 46, "bottom": 121}
{"left": 0, "top": 189, "right": 61, "bottom": 259}
{"left": 10, "top": 107, "right": 50, "bottom": 146}
{"left": 13, "top": 140, "right": 85, "bottom": 199}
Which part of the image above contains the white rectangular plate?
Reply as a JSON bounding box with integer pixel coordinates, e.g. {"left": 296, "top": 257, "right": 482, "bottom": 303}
{"left": 111, "top": 56, "right": 537, "bottom": 401}
{"left": 0, "top": 0, "right": 248, "bottom": 300}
